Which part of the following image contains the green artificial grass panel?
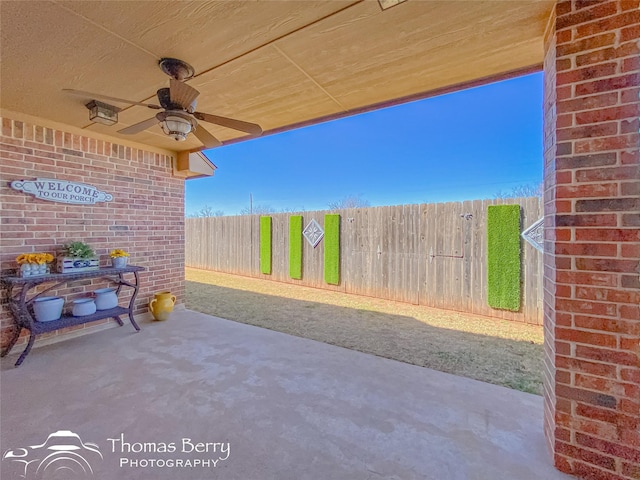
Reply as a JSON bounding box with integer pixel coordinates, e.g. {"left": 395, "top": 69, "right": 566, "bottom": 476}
{"left": 289, "top": 215, "right": 303, "bottom": 279}
{"left": 487, "top": 205, "right": 522, "bottom": 311}
{"left": 324, "top": 214, "right": 340, "bottom": 285}
{"left": 260, "top": 216, "right": 272, "bottom": 275}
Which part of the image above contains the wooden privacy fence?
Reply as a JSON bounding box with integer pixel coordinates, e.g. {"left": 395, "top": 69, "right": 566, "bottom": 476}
{"left": 186, "top": 197, "right": 543, "bottom": 324}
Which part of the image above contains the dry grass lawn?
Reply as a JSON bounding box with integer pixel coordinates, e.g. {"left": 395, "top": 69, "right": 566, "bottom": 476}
{"left": 186, "top": 268, "right": 544, "bottom": 395}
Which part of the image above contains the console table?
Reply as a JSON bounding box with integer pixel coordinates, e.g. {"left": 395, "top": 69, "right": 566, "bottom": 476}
{"left": 1, "top": 266, "right": 144, "bottom": 367}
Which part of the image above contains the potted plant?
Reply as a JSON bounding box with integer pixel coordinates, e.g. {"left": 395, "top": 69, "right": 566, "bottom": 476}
{"left": 109, "top": 249, "right": 130, "bottom": 268}
{"left": 57, "top": 241, "right": 99, "bottom": 273}
{"left": 15, "top": 252, "right": 54, "bottom": 277}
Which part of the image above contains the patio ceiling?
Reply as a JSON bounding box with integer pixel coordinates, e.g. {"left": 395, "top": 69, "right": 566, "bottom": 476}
{"left": 0, "top": 0, "right": 553, "bottom": 153}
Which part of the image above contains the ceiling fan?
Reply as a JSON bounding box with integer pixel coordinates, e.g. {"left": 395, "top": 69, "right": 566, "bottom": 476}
{"left": 63, "top": 58, "right": 262, "bottom": 148}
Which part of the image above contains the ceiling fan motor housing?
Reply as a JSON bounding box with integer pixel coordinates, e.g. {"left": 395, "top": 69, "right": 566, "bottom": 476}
{"left": 156, "top": 88, "right": 198, "bottom": 113}
{"left": 159, "top": 58, "right": 195, "bottom": 81}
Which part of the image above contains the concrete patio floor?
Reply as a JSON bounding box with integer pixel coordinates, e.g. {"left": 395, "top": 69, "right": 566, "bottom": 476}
{"left": 1, "top": 308, "right": 572, "bottom": 480}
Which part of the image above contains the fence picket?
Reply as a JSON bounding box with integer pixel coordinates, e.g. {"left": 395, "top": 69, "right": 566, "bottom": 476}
{"left": 185, "top": 197, "right": 543, "bottom": 324}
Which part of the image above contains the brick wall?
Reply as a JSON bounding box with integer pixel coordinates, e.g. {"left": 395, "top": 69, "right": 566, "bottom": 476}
{"left": 543, "top": 3, "right": 560, "bottom": 460}
{"left": 544, "top": 1, "right": 640, "bottom": 479}
{"left": 1, "top": 115, "right": 185, "bottom": 351}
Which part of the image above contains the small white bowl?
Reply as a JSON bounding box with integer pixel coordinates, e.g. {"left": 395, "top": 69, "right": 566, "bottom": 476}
{"left": 72, "top": 298, "right": 96, "bottom": 317}
{"left": 94, "top": 288, "right": 118, "bottom": 310}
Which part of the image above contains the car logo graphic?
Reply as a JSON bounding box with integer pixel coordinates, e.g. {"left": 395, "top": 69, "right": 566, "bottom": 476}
{"left": 3, "top": 430, "right": 102, "bottom": 478}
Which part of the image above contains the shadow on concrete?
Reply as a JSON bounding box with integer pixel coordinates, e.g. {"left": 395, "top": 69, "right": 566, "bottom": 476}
{"left": 0, "top": 306, "right": 571, "bottom": 480}
{"left": 186, "top": 280, "right": 543, "bottom": 395}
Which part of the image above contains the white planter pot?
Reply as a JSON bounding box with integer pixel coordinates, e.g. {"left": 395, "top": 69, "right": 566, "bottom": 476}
{"left": 57, "top": 257, "right": 99, "bottom": 273}
{"left": 94, "top": 288, "right": 118, "bottom": 310}
{"left": 72, "top": 298, "right": 97, "bottom": 317}
{"left": 111, "top": 256, "right": 128, "bottom": 268}
{"left": 20, "top": 263, "right": 50, "bottom": 277}
{"left": 33, "top": 296, "right": 64, "bottom": 322}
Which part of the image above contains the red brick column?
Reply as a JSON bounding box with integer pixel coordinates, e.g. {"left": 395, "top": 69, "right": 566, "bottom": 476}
{"left": 543, "top": 1, "right": 640, "bottom": 479}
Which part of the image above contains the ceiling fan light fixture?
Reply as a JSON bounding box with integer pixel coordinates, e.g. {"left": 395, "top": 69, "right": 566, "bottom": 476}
{"left": 161, "top": 115, "right": 193, "bottom": 141}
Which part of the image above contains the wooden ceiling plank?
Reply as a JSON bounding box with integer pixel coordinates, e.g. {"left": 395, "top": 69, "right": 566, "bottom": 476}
{"left": 0, "top": 2, "right": 162, "bottom": 130}
{"left": 55, "top": 1, "right": 361, "bottom": 77}
{"left": 275, "top": 1, "right": 553, "bottom": 109}
{"left": 271, "top": 44, "right": 346, "bottom": 111}
{"left": 188, "top": 47, "right": 343, "bottom": 136}
{"left": 51, "top": 0, "right": 161, "bottom": 60}
{"left": 0, "top": 0, "right": 554, "bottom": 152}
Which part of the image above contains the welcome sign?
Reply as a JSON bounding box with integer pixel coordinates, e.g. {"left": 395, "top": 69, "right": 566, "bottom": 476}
{"left": 10, "top": 178, "right": 113, "bottom": 205}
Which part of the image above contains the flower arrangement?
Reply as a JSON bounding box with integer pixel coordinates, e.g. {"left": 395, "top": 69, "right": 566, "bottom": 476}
{"left": 109, "top": 249, "right": 130, "bottom": 268}
{"left": 16, "top": 253, "right": 54, "bottom": 265}
{"left": 57, "top": 241, "right": 99, "bottom": 273}
{"left": 61, "top": 241, "right": 95, "bottom": 259}
{"left": 16, "top": 253, "right": 54, "bottom": 277}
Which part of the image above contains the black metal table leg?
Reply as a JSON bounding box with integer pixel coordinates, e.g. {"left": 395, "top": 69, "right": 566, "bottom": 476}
{"left": 127, "top": 270, "right": 141, "bottom": 331}
{"left": 15, "top": 331, "right": 36, "bottom": 367}
{"left": 128, "top": 313, "right": 141, "bottom": 331}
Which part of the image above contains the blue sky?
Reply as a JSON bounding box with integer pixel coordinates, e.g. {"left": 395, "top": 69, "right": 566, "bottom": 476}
{"left": 186, "top": 72, "right": 543, "bottom": 216}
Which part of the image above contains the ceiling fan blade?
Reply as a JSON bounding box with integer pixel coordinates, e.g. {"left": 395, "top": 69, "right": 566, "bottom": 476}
{"left": 63, "top": 89, "right": 161, "bottom": 109}
{"left": 117, "top": 117, "right": 159, "bottom": 135}
{"left": 193, "top": 125, "right": 222, "bottom": 149}
{"left": 193, "top": 111, "right": 262, "bottom": 135}
{"left": 169, "top": 79, "right": 199, "bottom": 111}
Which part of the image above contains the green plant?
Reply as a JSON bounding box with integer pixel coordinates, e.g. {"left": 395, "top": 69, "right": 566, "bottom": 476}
{"left": 289, "top": 216, "right": 302, "bottom": 280}
{"left": 324, "top": 214, "right": 340, "bottom": 285}
{"left": 487, "top": 205, "right": 521, "bottom": 311}
{"left": 61, "top": 241, "right": 95, "bottom": 259}
{"left": 259, "top": 216, "right": 272, "bottom": 275}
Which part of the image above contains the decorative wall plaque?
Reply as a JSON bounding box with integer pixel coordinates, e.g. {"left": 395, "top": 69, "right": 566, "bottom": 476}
{"left": 10, "top": 178, "right": 113, "bottom": 205}
{"left": 522, "top": 217, "right": 544, "bottom": 252}
{"left": 303, "top": 219, "right": 324, "bottom": 248}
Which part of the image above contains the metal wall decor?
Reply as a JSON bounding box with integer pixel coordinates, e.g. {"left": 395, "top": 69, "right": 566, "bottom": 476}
{"left": 303, "top": 219, "right": 324, "bottom": 248}
{"left": 10, "top": 178, "right": 113, "bottom": 205}
{"left": 522, "top": 217, "right": 544, "bottom": 252}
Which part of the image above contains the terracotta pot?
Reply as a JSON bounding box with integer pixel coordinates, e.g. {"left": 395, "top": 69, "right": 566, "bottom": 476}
{"left": 149, "top": 291, "right": 176, "bottom": 321}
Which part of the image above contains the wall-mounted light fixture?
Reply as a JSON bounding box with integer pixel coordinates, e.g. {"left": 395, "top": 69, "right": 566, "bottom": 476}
{"left": 86, "top": 100, "right": 120, "bottom": 126}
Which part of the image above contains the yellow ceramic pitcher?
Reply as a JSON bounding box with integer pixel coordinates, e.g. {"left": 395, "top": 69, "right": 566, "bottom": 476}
{"left": 149, "top": 291, "right": 176, "bottom": 321}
